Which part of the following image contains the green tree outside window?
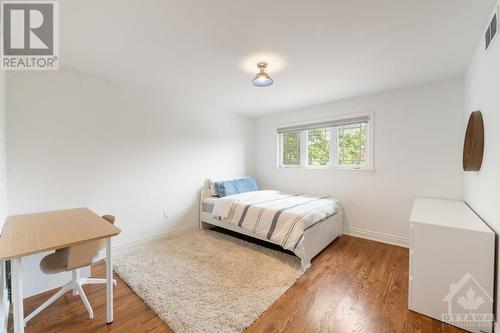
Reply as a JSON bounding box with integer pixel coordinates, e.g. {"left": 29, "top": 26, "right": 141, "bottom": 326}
{"left": 281, "top": 121, "right": 368, "bottom": 168}
{"left": 308, "top": 128, "right": 330, "bottom": 166}
{"left": 337, "top": 123, "right": 367, "bottom": 166}
{"left": 283, "top": 131, "right": 301, "bottom": 165}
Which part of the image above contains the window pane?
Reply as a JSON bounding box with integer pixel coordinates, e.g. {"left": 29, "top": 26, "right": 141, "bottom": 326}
{"left": 282, "top": 131, "right": 301, "bottom": 165}
{"left": 337, "top": 122, "right": 367, "bottom": 167}
{"left": 308, "top": 128, "right": 330, "bottom": 166}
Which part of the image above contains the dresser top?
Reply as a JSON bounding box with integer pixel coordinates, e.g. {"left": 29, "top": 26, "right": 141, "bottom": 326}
{"left": 410, "top": 197, "right": 493, "bottom": 233}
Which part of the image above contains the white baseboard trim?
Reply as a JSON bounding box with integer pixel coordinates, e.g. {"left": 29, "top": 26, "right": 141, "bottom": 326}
{"left": 96, "top": 224, "right": 199, "bottom": 261}
{"left": 344, "top": 227, "right": 409, "bottom": 248}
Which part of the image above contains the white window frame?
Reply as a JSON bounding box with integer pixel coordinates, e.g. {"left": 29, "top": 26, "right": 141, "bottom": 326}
{"left": 277, "top": 111, "right": 375, "bottom": 171}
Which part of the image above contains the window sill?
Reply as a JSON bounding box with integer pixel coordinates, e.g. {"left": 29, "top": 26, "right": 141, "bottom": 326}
{"left": 278, "top": 166, "right": 376, "bottom": 174}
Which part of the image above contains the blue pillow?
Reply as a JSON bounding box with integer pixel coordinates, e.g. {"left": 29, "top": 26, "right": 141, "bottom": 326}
{"left": 214, "top": 177, "right": 259, "bottom": 197}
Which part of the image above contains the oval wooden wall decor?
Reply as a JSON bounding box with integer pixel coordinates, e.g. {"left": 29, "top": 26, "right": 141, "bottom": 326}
{"left": 463, "top": 111, "right": 484, "bottom": 171}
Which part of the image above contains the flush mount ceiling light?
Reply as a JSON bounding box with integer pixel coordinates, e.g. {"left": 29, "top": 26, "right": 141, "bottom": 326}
{"left": 252, "top": 62, "right": 273, "bottom": 87}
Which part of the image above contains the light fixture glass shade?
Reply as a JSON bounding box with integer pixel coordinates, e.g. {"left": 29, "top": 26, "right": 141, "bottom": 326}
{"left": 252, "top": 72, "right": 273, "bottom": 87}
{"left": 252, "top": 62, "right": 273, "bottom": 87}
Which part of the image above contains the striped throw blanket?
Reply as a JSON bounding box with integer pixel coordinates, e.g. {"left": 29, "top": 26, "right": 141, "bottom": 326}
{"left": 212, "top": 190, "right": 338, "bottom": 251}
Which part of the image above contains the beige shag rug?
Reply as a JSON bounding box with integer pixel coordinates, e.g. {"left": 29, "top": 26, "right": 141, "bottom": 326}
{"left": 113, "top": 229, "right": 303, "bottom": 333}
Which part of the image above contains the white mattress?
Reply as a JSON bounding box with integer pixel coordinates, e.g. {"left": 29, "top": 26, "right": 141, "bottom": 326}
{"left": 202, "top": 194, "right": 338, "bottom": 229}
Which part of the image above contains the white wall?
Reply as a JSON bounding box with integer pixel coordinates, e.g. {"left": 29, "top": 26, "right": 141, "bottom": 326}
{"left": 0, "top": 71, "right": 6, "bottom": 232}
{"left": 0, "top": 68, "right": 8, "bottom": 333}
{"left": 464, "top": 1, "right": 500, "bottom": 322}
{"left": 253, "top": 79, "right": 465, "bottom": 244}
{"left": 7, "top": 71, "right": 253, "bottom": 297}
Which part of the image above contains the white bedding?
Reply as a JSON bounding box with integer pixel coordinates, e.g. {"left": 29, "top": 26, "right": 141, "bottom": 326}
{"left": 210, "top": 190, "right": 338, "bottom": 251}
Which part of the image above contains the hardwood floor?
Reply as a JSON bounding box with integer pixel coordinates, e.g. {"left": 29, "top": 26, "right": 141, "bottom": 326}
{"left": 9, "top": 235, "right": 466, "bottom": 333}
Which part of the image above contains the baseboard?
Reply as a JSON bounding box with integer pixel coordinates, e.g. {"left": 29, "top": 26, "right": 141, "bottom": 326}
{"left": 344, "top": 227, "right": 409, "bottom": 248}
{"left": 96, "top": 224, "right": 199, "bottom": 261}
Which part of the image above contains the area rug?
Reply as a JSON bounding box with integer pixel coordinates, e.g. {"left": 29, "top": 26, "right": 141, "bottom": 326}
{"left": 113, "top": 229, "right": 303, "bottom": 333}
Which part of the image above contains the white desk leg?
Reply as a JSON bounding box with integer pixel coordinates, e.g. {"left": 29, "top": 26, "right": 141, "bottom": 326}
{"left": 106, "top": 238, "right": 113, "bottom": 324}
{"left": 12, "top": 258, "right": 24, "bottom": 333}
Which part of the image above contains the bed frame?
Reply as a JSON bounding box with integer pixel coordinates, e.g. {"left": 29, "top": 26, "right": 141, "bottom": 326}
{"left": 199, "top": 189, "right": 344, "bottom": 271}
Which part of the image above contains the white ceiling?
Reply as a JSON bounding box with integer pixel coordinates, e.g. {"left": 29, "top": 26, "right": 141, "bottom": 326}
{"left": 60, "top": 0, "right": 496, "bottom": 116}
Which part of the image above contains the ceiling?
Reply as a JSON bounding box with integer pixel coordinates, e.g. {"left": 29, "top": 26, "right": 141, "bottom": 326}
{"left": 59, "top": 0, "right": 496, "bottom": 116}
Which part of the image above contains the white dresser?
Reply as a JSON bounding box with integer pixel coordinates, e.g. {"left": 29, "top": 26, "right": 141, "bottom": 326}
{"left": 409, "top": 197, "right": 495, "bottom": 333}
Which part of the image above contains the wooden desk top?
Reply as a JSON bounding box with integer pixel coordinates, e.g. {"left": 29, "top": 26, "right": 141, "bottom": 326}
{"left": 0, "top": 208, "right": 121, "bottom": 260}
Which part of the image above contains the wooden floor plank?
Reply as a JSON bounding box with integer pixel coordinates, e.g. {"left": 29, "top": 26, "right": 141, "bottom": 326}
{"left": 9, "top": 235, "right": 466, "bottom": 333}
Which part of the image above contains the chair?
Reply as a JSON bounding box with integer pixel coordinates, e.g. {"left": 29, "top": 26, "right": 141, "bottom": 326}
{"left": 24, "top": 215, "right": 117, "bottom": 326}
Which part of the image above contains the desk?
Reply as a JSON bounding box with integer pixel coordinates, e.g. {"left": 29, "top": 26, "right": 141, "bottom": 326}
{"left": 0, "top": 208, "right": 121, "bottom": 333}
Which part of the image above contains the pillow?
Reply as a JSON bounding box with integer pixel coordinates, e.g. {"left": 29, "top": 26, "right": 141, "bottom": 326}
{"left": 209, "top": 179, "right": 223, "bottom": 196}
{"left": 213, "top": 176, "right": 259, "bottom": 197}
{"left": 209, "top": 177, "right": 246, "bottom": 196}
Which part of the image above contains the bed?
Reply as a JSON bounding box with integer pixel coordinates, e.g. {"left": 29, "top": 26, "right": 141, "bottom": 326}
{"left": 199, "top": 188, "right": 344, "bottom": 271}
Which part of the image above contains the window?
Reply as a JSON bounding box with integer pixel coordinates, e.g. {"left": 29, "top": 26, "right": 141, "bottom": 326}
{"left": 308, "top": 127, "right": 330, "bottom": 166}
{"left": 282, "top": 131, "right": 301, "bottom": 166}
{"left": 278, "top": 113, "right": 373, "bottom": 170}
{"left": 337, "top": 122, "right": 367, "bottom": 167}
